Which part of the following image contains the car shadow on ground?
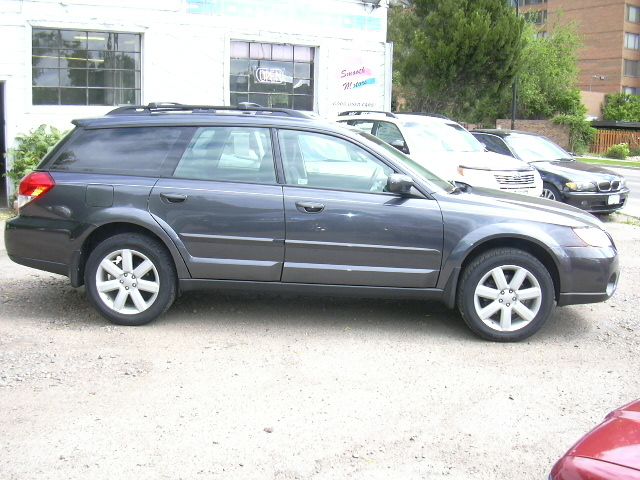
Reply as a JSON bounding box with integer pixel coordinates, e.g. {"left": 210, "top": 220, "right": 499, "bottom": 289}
{"left": 2, "top": 275, "right": 595, "bottom": 343}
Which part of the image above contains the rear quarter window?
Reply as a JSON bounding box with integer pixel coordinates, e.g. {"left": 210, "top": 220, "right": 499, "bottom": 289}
{"left": 49, "top": 126, "right": 194, "bottom": 176}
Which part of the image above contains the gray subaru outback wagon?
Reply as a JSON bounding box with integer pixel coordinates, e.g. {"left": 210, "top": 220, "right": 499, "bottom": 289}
{"left": 5, "top": 104, "right": 619, "bottom": 341}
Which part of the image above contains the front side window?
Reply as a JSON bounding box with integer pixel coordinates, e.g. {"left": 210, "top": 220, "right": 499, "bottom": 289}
{"left": 401, "top": 120, "right": 485, "bottom": 154}
{"left": 32, "top": 28, "right": 141, "bottom": 105}
{"left": 279, "top": 130, "right": 393, "bottom": 193}
{"left": 173, "top": 127, "right": 276, "bottom": 184}
{"left": 230, "top": 40, "right": 314, "bottom": 111}
{"left": 504, "top": 134, "right": 572, "bottom": 162}
{"left": 344, "top": 120, "right": 375, "bottom": 134}
{"left": 375, "top": 121, "right": 407, "bottom": 149}
{"left": 50, "top": 127, "right": 191, "bottom": 175}
{"left": 476, "top": 134, "right": 512, "bottom": 157}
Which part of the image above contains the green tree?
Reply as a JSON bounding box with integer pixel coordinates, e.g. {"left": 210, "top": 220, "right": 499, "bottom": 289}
{"left": 515, "top": 24, "right": 583, "bottom": 119}
{"left": 388, "top": 0, "right": 525, "bottom": 120}
{"left": 602, "top": 93, "right": 640, "bottom": 122}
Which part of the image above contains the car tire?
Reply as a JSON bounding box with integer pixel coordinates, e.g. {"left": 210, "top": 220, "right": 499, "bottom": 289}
{"left": 457, "top": 248, "right": 556, "bottom": 342}
{"left": 542, "top": 183, "right": 562, "bottom": 202}
{"left": 84, "top": 233, "right": 177, "bottom": 326}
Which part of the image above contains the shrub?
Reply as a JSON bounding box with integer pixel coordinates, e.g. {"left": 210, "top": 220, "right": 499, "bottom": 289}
{"left": 6, "top": 125, "right": 66, "bottom": 191}
{"left": 606, "top": 143, "right": 630, "bottom": 160}
{"left": 629, "top": 145, "right": 640, "bottom": 157}
{"left": 552, "top": 114, "right": 596, "bottom": 155}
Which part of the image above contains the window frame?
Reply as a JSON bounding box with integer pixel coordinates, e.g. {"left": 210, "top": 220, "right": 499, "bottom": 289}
{"left": 229, "top": 39, "right": 316, "bottom": 111}
{"left": 31, "top": 27, "right": 142, "bottom": 106}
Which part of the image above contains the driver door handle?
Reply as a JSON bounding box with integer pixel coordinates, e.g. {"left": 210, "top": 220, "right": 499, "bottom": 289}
{"left": 295, "top": 201, "right": 325, "bottom": 214}
{"left": 160, "top": 193, "right": 188, "bottom": 204}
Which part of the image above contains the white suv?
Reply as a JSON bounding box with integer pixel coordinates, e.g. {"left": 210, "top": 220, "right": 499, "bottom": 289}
{"left": 335, "top": 111, "right": 543, "bottom": 197}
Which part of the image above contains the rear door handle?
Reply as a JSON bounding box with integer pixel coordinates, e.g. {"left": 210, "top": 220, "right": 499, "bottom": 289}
{"left": 295, "top": 201, "right": 325, "bottom": 214}
{"left": 160, "top": 193, "right": 188, "bottom": 204}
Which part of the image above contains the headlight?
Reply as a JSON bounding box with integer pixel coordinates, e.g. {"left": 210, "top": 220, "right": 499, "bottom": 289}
{"left": 566, "top": 181, "right": 597, "bottom": 192}
{"left": 573, "top": 227, "right": 612, "bottom": 247}
{"left": 620, "top": 178, "right": 626, "bottom": 188}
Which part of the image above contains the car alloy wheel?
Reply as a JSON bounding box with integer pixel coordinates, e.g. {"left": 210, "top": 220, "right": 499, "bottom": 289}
{"left": 457, "top": 248, "right": 555, "bottom": 342}
{"left": 542, "top": 188, "right": 556, "bottom": 200}
{"left": 85, "top": 233, "right": 177, "bottom": 326}
{"left": 473, "top": 265, "right": 542, "bottom": 332}
{"left": 95, "top": 248, "right": 160, "bottom": 315}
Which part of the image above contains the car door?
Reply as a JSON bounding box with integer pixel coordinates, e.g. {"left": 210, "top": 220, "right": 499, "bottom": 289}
{"left": 277, "top": 129, "right": 443, "bottom": 288}
{"left": 148, "top": 125, "right": 285, "bottom": 281}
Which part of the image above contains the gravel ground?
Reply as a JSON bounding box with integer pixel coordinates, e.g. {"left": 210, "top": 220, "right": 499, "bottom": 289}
{"left": 0, "top": 218, "right": 639, "bottom": 480}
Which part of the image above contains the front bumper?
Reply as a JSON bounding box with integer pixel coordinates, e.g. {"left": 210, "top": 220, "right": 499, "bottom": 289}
{"left": 556, "top": 244, "right": 619, "bottom": 306}
{"left": 562, "top": 188, "right": 630, "bottom": 213}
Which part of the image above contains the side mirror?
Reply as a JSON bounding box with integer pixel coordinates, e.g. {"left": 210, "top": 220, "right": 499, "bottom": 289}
{"left": 390, "top": 139, "right": 410, "bottom": 154}
{"left": 387, "top": 173, "right": 414, "bottom": 195}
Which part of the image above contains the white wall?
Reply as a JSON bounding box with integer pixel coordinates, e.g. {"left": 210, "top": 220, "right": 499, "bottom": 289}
{"left": 0, "top": 0, "right": 389, "bottom": 146}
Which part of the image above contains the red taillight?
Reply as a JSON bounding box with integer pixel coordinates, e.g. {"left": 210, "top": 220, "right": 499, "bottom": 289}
{"left": 18, "top": 172, "right": 55, "bottom": 209}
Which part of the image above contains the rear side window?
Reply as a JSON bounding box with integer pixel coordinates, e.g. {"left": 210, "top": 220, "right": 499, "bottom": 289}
{"left": 49, "top": 127, "right": 194, "bottom": 176}
{"left": 172, "top": 126, "right": 276, "bottom": 184}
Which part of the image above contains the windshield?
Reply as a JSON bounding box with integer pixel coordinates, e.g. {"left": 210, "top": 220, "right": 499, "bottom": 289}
{"left": 352, "top": 130, "right": 455, "bottom": 193}
{"left": 401, "top": 120, "right": 485, "bottom": 153}
{"left": 505, "top": 133, "right": 573, "bottom": 162}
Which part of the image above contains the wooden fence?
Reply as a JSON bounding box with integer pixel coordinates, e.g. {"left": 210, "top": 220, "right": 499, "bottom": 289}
{"left": 592, "top": 129, "right": 640, "bottom": 154}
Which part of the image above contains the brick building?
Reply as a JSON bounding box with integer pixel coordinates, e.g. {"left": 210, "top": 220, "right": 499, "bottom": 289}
{"left": 519, "top": 0, "right": 640, "bottom": 95}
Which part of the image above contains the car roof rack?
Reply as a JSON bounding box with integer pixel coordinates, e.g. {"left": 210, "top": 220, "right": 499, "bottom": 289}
{"left": 106, "top": 102, "right": 311, "bottom": 118}
{"left": 398, "top": 112, "right": 451, "bottom": 120}
{"left": 337, "top": 110, "right": 398, "bottom": 118}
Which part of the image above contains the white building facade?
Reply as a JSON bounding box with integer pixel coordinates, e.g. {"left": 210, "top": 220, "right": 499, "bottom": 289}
{"left": 0, "top": 0, "right": 392, "bottom": 205}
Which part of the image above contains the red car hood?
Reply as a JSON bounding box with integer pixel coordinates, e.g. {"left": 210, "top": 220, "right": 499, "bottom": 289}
{"left": 568, "top": 400, "right": 640, "bottom": 471}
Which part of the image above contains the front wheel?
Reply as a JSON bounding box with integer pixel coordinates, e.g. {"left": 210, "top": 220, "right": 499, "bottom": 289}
{"left": 457, "top": 248, "right": 556, "bottom": 342}
{"left": 84, "top": 233, "right": 177, "bottom": 326}
{"left": 542, "top": 183, "right": 562, "bottom": 202}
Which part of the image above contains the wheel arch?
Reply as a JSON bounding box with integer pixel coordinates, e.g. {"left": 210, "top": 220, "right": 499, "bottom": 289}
{"left": 71, "top": 221, "right": 190, "bottom": 287}
{"left": 441, "top": 232, "right": 562, "bottom": 309}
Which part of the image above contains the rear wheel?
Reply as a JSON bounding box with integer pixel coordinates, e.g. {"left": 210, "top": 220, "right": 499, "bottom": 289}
{"left": 85, "top": 233, "right": 177, "bottom": 326}
{"left": 457, "top": 248, "right": 556, "bottom": 342}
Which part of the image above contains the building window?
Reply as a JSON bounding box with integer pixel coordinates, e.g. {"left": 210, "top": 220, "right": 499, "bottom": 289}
{"left": 523, "top": 10, "right": 547, "bottom": 25}
{"left": 230, "top": 40, "right": 314, "bottom": 111}
{"left": 625, "top": 32, "right": 640, "bottom": 50}
{"left": 624, "top": 86, "right": 640, "bottom": 95}
{"left": 628, "top": 5, "right": 640, "bottom": 23}
{"left": 32, "top": 28, "right": 141, "bottom": 106}
{"left": 624, "top": 59, "right": 640, "bottom": 77}
{"left": 536, "top": 31, "right": 549, "bottom": 39}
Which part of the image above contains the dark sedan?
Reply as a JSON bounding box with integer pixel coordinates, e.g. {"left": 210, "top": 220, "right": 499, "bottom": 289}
{"left": 472, "top": 129, "right": 630, "bottom": 214}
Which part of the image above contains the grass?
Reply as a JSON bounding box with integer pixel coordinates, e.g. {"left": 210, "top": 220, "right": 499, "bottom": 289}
{"left": 578, "top": 157, "right": 640, "bottom": 169}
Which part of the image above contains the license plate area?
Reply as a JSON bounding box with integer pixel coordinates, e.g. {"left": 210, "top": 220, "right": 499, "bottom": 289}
{"left": 607, "top": 194, "right": 621, "bottom": 205}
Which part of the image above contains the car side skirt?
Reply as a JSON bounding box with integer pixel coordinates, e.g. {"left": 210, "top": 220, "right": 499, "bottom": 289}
{"left": 179, "top": 279, "right": 446, "bottom": 302}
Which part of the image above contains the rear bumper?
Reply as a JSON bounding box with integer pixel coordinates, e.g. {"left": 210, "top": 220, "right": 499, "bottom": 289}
{"left": 563, "top": 188, "right": 629, "bottom": 213}
{"left": 556, "top": 244, "right": 619, "bottom": 306}
{"left": 7, "top": 253, "right": 68, "bottom": 277}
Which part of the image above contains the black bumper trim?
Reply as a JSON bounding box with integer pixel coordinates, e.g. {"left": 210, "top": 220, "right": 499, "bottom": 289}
{"left": 558, "top": 291, "right": 612, "bottom": 306}
{"left": 8, "top": 254, "right": 69, "bottom": 277}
